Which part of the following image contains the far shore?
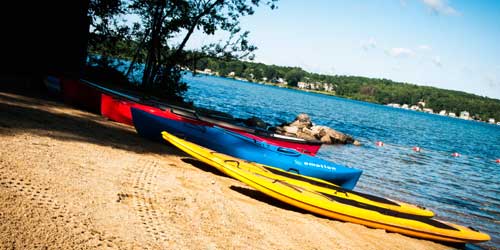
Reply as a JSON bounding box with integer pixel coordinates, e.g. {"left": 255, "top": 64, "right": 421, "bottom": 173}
{"left": 0, "top": 86, "right": 452, "bottom": 249}
{"left": 192, "top": 71, "right": 500, "bottom": 125}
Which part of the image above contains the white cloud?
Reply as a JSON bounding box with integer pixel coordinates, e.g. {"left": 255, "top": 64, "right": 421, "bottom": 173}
{"left": 361, "top": 38, "right": 377, "bottom": 51}
{"left": 417, "top": 45, "right": 432, "bottom": 50}
{"left": 432, "top": 56, "right": 442, "bottom": 67}
{"left": 421, "top": 0, "right": 460, "bottom": 16}
{"left": 387, "top": 48, "right": 415, "bottom": 58}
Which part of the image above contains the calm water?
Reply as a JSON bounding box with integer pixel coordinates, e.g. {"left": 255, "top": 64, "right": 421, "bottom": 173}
{"left": 183, "top": 73, "right": 500, "bottom": 249}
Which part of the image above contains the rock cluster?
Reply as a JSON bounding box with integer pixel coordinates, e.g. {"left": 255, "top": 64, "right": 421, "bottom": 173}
{"left": 275, "top": 113, "right": 361, "bottom": 145}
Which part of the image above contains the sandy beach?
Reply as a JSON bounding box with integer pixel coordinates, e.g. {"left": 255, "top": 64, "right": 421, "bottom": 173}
{"left": 0, "top": 89, "right": 452, "bottom": 250}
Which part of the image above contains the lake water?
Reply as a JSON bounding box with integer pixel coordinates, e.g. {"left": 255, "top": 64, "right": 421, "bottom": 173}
{"left": 183, "top": 73, "right": 500, "bottom": 249}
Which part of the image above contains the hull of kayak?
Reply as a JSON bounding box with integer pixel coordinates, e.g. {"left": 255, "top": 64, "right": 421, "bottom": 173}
{"left": 100, "top": 93, "right": 209, "bottom": 127}
{"left": 225, "top": 129, "right": 321, "bottom": 155}
{"left": 76, "top": 79, "right": 322, "bottom": 155}
{"left": 98, "top": 88, "right": 322, "bottom": 155}
{"left": 132, "top": 107, "right": 362, "bottom": 190}
{"left": 162, "top": 131, "right": 490, "bottom": 244}
{"left": 61, "top": 78, "right": 101, "bottom": 113}
{"left": 162, "top": 131, "right": 434, "bottom": 217}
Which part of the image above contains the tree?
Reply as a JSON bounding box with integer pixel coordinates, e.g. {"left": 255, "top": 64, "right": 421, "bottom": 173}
{"left": 87, "top": 0, "right": 130, "bottom": 67}
{"left": 285, "top": 68, "right": 305, "bottom": 86}
{"left": 127, "top": 0, "right": 277, "bottom": 101}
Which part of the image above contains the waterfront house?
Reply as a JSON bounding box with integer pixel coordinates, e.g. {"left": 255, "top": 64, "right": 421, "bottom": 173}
{"left": 459, "top": 111, "right": 470, "bottom": 120}
{"left": 439, "top": 110, "right": 447, "bottom": 116}
{"left": 488, "top": 118, "right": 496, "bottom": 124}
{"left": 410, "top": 105, "right": 420, "bottom": 111}
{"left": 228, "top": 71, "right": 236, "bottom": 77}
{"left": 324, "top": 83, "right": 334, "bottom": 92}
{"left": 402, "top": 104, "right": 409, "bottom": 109}
{"left": 203, "top": 68, "right": 212, "bottom": 74}
{"left": 423, "top": 108, "right": 434, "bottom": 113}
{"left": 449, "top": 112, "right": 457, "bottom": 117}
{"left": 297, "top": 81, "right": 308, "bottom": 89}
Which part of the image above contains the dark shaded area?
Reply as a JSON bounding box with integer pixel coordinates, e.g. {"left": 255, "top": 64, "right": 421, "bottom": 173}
{"left": 0, "top": 92, "right": 180, "bottom": 156}
{"left": 229, "top": 185, "right": 323, "bottom": 216}
{"left": 83, "top": 65, "right": 132, "bottom": 88}
{"left": 1, "top": 2, "right": 89, "bottom": 79}
{"left": 180, "top": 158, "right": 228, "bottom": 178}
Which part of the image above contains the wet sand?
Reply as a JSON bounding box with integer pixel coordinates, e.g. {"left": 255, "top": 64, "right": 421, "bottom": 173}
{"left": 0, "top": 89, "right": 451, "bottom": 249}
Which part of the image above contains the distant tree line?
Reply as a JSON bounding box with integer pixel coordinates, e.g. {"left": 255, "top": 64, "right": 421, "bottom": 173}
{"left": 193, "top": 57, "right": 500, "bottom": 121}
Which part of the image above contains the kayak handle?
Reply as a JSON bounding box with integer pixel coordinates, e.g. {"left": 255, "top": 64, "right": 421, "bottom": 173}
{"left": 277, "top": 147, "right": 301, "bottom": 156}
{"left": 224, "top": 160, "right": 240, "bottom": 168}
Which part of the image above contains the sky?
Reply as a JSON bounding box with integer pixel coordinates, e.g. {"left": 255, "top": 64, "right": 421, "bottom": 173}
{"left": 184, "top": 0, "right": 500, "bottom": 100}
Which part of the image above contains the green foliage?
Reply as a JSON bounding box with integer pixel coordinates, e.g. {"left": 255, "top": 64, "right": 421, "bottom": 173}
{"left": 88, "top": 0, "right": 278, "bottom": 100}
{"left": 192, "top": 57, "right": 500, "bottom": 121}
{"left": 284, "top": 68, "right": 306, "bottom": 86}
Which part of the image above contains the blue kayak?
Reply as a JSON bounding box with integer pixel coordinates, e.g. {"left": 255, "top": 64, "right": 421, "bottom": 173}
{"left": 131, "top": 107, "right": 362, "bottom": 190}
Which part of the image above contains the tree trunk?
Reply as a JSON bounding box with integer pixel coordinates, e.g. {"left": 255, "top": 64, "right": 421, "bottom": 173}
{"left": 125, "top": 29, "right": 150, "bottom": 79}
{"left": 142, "top": 0, "right": 165, "bottom": 87}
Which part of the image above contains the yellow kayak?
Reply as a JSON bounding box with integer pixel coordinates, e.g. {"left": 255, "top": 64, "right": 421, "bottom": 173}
{"left": 162, "top": 131, "right": 490, "bottom": 243}
{"left": 162, "top": 131, "right": 432, "bottom": 217}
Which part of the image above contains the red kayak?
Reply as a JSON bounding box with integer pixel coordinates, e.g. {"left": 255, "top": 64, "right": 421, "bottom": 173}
{"left": 61, "top": 78, "right": 101, "bottom": 113}
{"left": 101, "top": 93, "right": 322, "bottom": 155}
{"left": 101, "top": 93, "right": 208, "bottom": 126}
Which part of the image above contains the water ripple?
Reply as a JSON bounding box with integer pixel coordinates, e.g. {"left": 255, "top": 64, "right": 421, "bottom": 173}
{"left": 184, "top": 74, "right": 500, "bottom": 249}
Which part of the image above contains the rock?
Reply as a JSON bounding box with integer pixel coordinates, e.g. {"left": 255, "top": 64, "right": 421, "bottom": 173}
{"left": 283, "top": 126, "right": 298, "bottom": 135}
{"left": 296, "top": 131, "right": 317, "bottom": 141}
{"left": 296, "top": 113, "right": 311, "bottom": 123}
{"left": 274, "top": 113, "right": 358, "bottom": 145}
{"left": 320, "top": 135, "right": 332, "bottom": 143}
{"left": 288, "top": 113, "right": 312, "bottom": 129}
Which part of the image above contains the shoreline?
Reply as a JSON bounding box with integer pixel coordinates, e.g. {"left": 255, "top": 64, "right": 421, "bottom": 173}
{"left": 193, "top": 72, "right": 500, "bottom": 125}
{"left": 0, "top": 88, "right": 452, "bottom": 249}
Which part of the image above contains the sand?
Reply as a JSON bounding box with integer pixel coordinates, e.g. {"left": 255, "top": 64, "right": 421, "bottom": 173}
{"left": 0, "top": 89, "right": 452, "bottom": 250}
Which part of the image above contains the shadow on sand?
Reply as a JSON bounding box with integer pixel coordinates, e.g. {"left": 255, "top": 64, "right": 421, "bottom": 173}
{"left": 0, "top": 90, "right": 181, "bottom": 156}
{"left": 229, "top": 185, "right": 316, "bottom": 215}
{"left": 180, "top": 158, "right": 229, "bottom": 178}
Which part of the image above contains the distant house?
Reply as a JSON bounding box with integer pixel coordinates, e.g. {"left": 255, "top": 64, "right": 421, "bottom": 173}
{"left": 401, "top": 104, "right": 409, "bottom": 109}
{"left": 410, "top": 105, "right": 420, "bottom": 111}
{"left": 449, "top": 112, "right": 456, "bottom": 117}
{"left": 262, "top": 77, "right": 268, "bottom": 82}
{"left": 439, "top": 110, "right": 447, "bottom": 116}
{"left": 277, "top": 78, "right": 285, "bottom": 83}
{"left": 488, "top": 118, "right": 496, "bottom": 124}
{"left": 387, "top": 103, "right": 401, "bottom": 108}
{"left": 423, "top": 108, "right": 434, "bottom": 113}
{"left": 323, "top": 83, "right": 334, "bottom": 92}
{"left": 459, "top": 111, "right": 470, "bottom": 120}
{"left": 417, "top": 101, "right": 426, "bottom": 108}
{"left": 203, "top": 68, "right": 212, "bottom": 74}
{"left": 297, "top": 82, "right": 308, "bottom": 89}
{"left": 228, "top": 71, "right": 236, "bottom": 77}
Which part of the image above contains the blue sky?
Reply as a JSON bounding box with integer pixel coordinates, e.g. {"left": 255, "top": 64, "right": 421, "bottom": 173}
{"left": 184, "top": 0, "right": 500, "bottom": 99}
